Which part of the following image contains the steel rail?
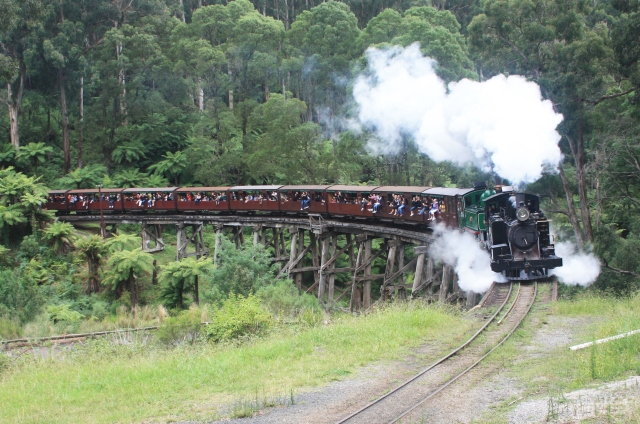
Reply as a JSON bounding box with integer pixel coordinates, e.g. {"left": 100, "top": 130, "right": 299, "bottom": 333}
{"left": 1, "top": 326, "right": 160, "bottom": 349}
{"left": 336, "top": 282, "right": 513, "bottom": 424}
{"left": 497, "top": 281, "right": 523, "bottom": 325}
{"left": 389, "top": 282, "right": 537, "bottom": 424}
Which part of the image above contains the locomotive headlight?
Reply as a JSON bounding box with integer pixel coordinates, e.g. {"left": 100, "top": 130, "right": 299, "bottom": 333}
{"left": 516, "top": 207, "right": 530, "bottom": 222}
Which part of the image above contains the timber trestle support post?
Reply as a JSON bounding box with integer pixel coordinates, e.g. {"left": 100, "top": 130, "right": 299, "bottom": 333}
{"left": 60, "top": 214, "right": 473, "bottom": 307}
{"left": 176, "top": 222, "right": 208, "bottom": 261}
{"left": 141, "top": 222, "right": 165, "bottom": 253}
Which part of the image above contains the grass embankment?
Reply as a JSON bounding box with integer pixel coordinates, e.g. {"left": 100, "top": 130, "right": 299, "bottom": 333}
{"left": 483, "top": 290, "right": 640, "bottom": 422}
{"left": 521, "top": 293, "right": 640, "bottom": 391}
{"left": 0, "top": 303, "right": 473, "bottom": 423}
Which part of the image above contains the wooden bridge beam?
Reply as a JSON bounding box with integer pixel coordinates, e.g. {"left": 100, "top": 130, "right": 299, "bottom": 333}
{"left": 141, "top": 222, "right": 165, "bottom": 253}
{"left": 295, "top": 228, "right": 304, "bottom": 291}
{"left": 252, "top": 225, "right": 261, "bottom": 246}
{"left": 439, "top": 265, "right": 451, "bottom": 302}
{"left": 213, "top": 223, "right": 224, "bottom": 265}
{"left": 363, "top": 238, "right": 372, "bottom": 308}
{"left": 176, "top": 222, "right": 207, "bottom": 260}
{"left": 318, "top": 234, "right": 331, "bottom": 305}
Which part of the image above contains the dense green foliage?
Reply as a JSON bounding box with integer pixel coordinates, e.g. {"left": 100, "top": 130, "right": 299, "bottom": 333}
{"left": 205, "top": 293, "right": 274, "bottom": 341}
{"left": 204, "top": 238, "right": 280, "bottom": 303}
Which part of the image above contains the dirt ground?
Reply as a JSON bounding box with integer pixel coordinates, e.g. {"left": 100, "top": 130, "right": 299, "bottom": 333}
{"left": 214, "top": 292, "right": 639, "bottom": 424}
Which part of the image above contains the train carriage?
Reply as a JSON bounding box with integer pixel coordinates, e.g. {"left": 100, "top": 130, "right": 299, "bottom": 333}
{"left": 422, "top": 187, "right": 474, "bottom": 227}
{"left": 46, "top": 189, "right": 70, "bottom": 213}
{"left": 372, "top": 186, "right": 430, "bottom": 224}
{"left": 122, "top": 188, "right": 177, "bottom": 212}
{"left": 66, "top": 188, "right": 125, "bottom": 214}
{"left": 279, "top": 185, "right": 330, "bottom": 214}
{"left": 229, "top": 185, "right": 282, "bottom": 212}
{"left": 326, "top": 185, "right": 380, "bottom": 217}
{"left": 175, "top": 187, "right": 229, "bottom": 213}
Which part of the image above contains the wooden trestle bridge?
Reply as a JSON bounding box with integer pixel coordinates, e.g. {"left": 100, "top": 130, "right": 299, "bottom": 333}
{"left": 59, "top": 214, "right": 479, "bottom": 309}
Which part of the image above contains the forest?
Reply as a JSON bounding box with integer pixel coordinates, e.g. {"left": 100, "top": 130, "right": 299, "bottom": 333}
{"left": 1, "top": 0, "right": 640, "bottom": 335}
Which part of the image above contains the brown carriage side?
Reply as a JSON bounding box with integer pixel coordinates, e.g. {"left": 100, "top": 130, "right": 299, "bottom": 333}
{"left": 228, "top": 185, "right": 282, "bottom": 212}
{"left": 372, "top": 186, "right": 431, "bottom": 223}
{"left": 122, "top": 187, "right": 178, "bottom": 212}
{"left": 279, "top": 185, "right": 330, "bottom": 214}
{"left": 66, "top": 188, "right": 125, "bottom": 213}
{"left": 45, "top": 189, "right": 71, "bottom": 212}
{"left": 422, "top": 187, "right": 475, "bottom": 227}
{"left": 175, "top": 187, "right": 230, "bottom": 212}
{"left": 325, "top": 185, "right": 380, "bottom": 217}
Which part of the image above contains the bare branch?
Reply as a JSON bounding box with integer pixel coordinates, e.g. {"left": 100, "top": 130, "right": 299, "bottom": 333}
{"left": 603, "top": 260, "right": 638, "bottom": 277}
{"left": 544, "top": 208, "right": 570, "bottom": 216}
{"left": 81, "top": 38, "right": 104, "bottom": 56}
{"left": 497, "top": 35, "right": 540, "bottom": 79}
{"left": 585, "top": 88, "right": 637, "bottom": 106}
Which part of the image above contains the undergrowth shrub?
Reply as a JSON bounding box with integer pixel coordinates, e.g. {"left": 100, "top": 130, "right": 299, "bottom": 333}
{"left": 257, "top": 279, "right": 320, "bottom": 318}
{"left": 46, "top": 304, "right": 84, "bottom": 324}
{"left": 206, "top": 294, "right": 273, "bottom": 342}
{"left": 156, "top": 307, "right": 203, "bottom": 346}
{"left": 203, "top": 238, "right": 277, "bottom": 304}
{"left": 0, "top": 317, "right": 22, "bottom": 339}
{"left": 0, "top": 352, "right": 8, "bottom": 373}
{"left": 0, "top": 268, "right": 45, "bottom": 323}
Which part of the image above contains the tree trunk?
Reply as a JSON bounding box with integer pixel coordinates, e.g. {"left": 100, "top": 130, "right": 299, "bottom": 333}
{"left": 194, "top": 275, "right": 199, "bottom": 305}
{"left": 88, "top": 256, "right": 100, "bottom": 294}
{"left": 179, "top": 0, "right": 186, "bottom": 22}
{"left": 283, "top": 0, "right": 289, "bottom": 30}
{"left": 291, "top": 0, "right": 295, "bottom": 24}
{"left": 596, "top": 171, "right": 602, "bottom": 230}
{"left": 197, "top": 78, "right": 204, "bottom": 111}
{"left": 151, "top": 259, "right": 158, "bottom": 285}
{"left": 128, "top": 269, "right": 137, "bottom": 308}
{"left": 8, "top": 99, "right": 19, "bottom": 149}
{"left": 566, "top": 123, "right": 593, "bottom": 244}
{"left": 59, "top": 68, "right": 71, "bottom": 174}
{"left": 228, "top": 63, "right": 234, "bottom": 110}
{"left": 558, "top": 164, "right": 584, "bottom": 249}
{"left": 6, "top": 64, "right": 25, "bottom": 149}
{"left": 78, "top": 76, "right": 84, "bottom": 168}
{"left": 115, "top": 33, "right": 127, "bottom": 124}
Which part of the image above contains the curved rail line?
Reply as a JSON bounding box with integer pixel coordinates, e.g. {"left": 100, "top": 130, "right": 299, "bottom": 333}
{"left": 390, "top": 282, "right": 537, "bottom": 423}
{"left": 58, "top": 214, "right": 435, "bottom": 245}
{"left": 336, "top": 282, "right": 514, "bottom": 424}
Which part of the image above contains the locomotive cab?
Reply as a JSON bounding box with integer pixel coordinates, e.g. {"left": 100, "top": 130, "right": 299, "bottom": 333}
{"left": 483, "top": 192, "right": 562, "bottom": 280}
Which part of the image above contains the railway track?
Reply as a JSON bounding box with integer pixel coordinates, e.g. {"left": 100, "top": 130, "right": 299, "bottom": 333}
{"left": 336, "top": 282, "right": 537, "bottom": 424}
{"left": 1, "top": 326, "right": 159, "bottom": 351}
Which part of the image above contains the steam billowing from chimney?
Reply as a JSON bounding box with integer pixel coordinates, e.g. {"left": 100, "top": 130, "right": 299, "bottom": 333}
{"left": 353, "top": 43, "right": 564, "bottom": 184}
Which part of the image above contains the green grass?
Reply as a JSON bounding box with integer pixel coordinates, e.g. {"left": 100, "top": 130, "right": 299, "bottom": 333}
{"left": 0, "top": 302, "right": 474, "bottom": 423}
{"left": 477, "top": 290, "right": 640, "bottom": 423}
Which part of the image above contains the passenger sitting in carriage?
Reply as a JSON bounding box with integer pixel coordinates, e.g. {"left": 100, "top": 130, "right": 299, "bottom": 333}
{"left": 428, "top": 199, "right": 439, "bottom": 220}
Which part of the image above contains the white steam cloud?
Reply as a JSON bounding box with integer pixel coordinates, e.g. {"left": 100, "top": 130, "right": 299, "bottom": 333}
{"left": 353, "top": 43, "right": 564, "bottom": 184}
{"left": 428, "top": 224, "right": 506, "bottom": 294}
{"left": 551, "top": 242, "right": 601, "bottom": 286}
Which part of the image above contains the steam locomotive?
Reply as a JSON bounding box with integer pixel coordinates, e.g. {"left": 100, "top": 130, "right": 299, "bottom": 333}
{"left": 460, "top": 184, "right": 562, "bottom": 280}
{"left": 45, "top": 183, "right": 562, "bottom": 281}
